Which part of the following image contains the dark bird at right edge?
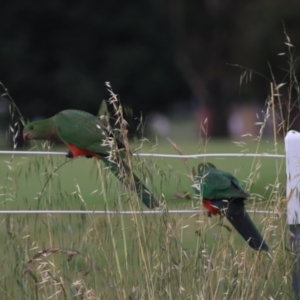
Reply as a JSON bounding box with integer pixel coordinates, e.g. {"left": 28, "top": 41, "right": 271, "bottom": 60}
{"left": 193, "top": 162, "right": 268, "bottom": 251}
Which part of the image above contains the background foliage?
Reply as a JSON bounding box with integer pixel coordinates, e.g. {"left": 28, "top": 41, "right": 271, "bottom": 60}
{"left": 1, "top": 0, "right": 300, "bottom": 136}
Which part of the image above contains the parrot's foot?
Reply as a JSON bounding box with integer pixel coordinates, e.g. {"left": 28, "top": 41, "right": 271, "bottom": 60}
{"left": 207, "top": 211, "right": 212, "bottom": 218}
{"left": 66, "top": 151, "right": 74, "bottom": 158}
{"left": 195, "top": 229, "right": 201, "bottom": 236}
{"left": 217, "top": 216, "right": 232, "bottom": 232}
{"left": 149, "top": 196, "right": 160, "bottom": 209}
{"left": 85, "top": 155, "right": 93, "bottom": 159}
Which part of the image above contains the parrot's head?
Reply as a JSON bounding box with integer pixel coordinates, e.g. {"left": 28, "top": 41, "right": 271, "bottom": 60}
{"left": 192, "top": 162, "right": 216, "bottom": 197}
{"left": 197, "top": 162, "right": 216, "bottom": 175}
{"left": 23, "top": 119, "right": 55, "bottom": 141}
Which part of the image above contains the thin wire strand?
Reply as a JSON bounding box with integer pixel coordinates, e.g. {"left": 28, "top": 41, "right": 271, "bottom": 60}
{"left": 0, "top": 150, "right": 284, "bottom": 215}
{"left": 0, "top": 151, "right": 66, "bottom": 155}
{"left": 0, "top": 210, "right": 278, "bottom": 214}
{"left": 134, "top": 153, "right": 285, "bottom": 158}
{"left": 0, "top": 150, "right": 285, "bottom": 158}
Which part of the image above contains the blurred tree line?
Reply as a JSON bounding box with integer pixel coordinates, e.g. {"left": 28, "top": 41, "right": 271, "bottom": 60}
{"left": 1, "top": 0, "right": 300, "bottom": 136}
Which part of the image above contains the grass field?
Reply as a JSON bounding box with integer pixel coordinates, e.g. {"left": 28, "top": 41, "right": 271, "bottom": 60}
{"left": 0, "top": 137, "right": 291, "bottom": 299}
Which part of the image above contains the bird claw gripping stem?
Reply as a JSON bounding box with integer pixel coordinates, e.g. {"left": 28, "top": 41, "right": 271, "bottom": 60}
{"left": 66, "top": 150, "right": 74, "bottom": 158}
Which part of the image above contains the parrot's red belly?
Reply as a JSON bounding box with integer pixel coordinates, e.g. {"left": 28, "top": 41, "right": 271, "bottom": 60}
{"left": 66, "top": 143, "right": 100, "bottom": 159}
{"left": 203, "top": 200, "right": 220, "bottom": 215}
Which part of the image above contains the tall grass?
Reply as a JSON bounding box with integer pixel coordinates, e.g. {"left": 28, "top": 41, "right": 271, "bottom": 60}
{"left": 0, "top": 33, "right": 298, "bottom": 299}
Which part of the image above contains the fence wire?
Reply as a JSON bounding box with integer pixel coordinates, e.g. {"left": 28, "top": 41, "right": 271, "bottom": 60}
{"left": 0, "top": 150, "right": 285, "bottom": 158}
{"left": 0, "top": 150, "right": 285, "bottom": 214}
{"left": 0, "top": 210, "right": 278, "bottom": 214}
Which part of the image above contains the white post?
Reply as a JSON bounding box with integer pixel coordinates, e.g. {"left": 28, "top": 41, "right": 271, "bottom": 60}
{"left": 285, "top": 130, "right": 300, "bottom": 300}
{"left": 286, "top": 130, "right": 300, "bottom": 224}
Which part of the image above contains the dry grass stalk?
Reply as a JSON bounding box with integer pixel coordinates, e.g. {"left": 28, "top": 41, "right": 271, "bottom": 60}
{"left": 22, "top": 248, "right": 80, "bottom": 277}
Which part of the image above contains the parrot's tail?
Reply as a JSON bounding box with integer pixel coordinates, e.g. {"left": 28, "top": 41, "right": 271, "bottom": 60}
{"left": 226, "top": 202, "right": 269, "bottom": 251}
{"left": 102, "top": 157, "right": 160, "bottom": 209}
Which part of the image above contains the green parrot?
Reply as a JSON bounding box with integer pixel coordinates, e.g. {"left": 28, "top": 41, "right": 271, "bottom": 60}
{"left": 194, "top": 162, "right": 268, "bottom": 251}
{"left": 23, "top": 109, "right": 159, "bottom": 209}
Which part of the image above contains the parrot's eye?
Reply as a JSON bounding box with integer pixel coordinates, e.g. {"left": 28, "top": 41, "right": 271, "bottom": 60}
{"left": 29, "top": 126, "right": 34, "bottom": 130}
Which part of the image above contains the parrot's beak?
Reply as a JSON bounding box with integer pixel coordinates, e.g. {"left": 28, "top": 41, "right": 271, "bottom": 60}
{"left": 23, "top": 132, "right": 30, "bottom": 140}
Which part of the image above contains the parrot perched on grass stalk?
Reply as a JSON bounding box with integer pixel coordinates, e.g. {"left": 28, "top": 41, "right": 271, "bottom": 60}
{"left": 23, "top": 109, "right": 159, "bottom": 208}
{"left": 193, "top": 162, "right": 268, "bottom": 251}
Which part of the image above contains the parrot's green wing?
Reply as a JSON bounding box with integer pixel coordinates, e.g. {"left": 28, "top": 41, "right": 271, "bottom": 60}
{"left": 196, "top": 163, "right": 248, "bottom": 199}
{"left": 55, "top": 110, "right": 112, "bottom": 156}
{"left": 55, "top": 109, "right": 159, "bottom": 208}
{"left": 195, "top": 162, "right": 268, "bottom": 251}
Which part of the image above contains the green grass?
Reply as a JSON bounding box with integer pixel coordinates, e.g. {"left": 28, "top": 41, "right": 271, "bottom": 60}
{"left": 0, "top": 137, "right": 285, "bottom": 210}
{"left": 0, "top": 137, "right": 290, "bottom": 299}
